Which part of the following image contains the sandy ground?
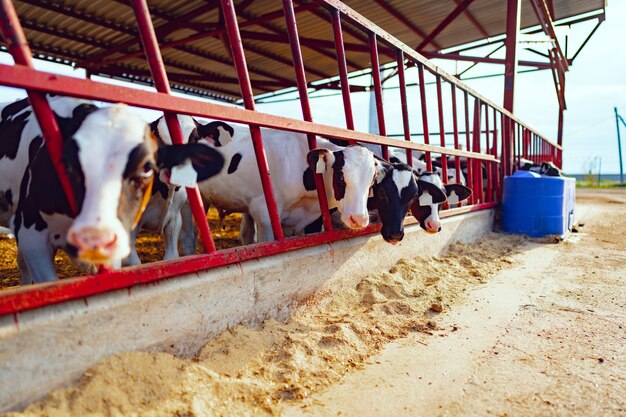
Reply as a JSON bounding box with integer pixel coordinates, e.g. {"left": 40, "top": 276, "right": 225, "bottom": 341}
{"left": 4, "top": 189, "right": 626, "bottom": 416}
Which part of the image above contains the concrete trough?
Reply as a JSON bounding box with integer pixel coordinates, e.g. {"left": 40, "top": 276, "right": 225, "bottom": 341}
{"left": 0, "top": 209, "right": 494, "bottom": 412}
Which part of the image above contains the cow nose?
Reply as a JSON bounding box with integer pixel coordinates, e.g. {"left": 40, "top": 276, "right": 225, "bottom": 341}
{"left": 386, "top": 231, "right": 404, "bottom": 245}
{"left": 68, "top": 227, "right": 118, "bottom": 259}
{"left": 424, "top": 220, "right": 441, "bottom": 234}
{"left": 348, "top": 214, "right": 369, "bottom": 229}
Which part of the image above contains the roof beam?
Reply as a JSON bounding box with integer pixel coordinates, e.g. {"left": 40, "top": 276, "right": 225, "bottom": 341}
{"left": 416, "top": 0, "right": 476, "bottom": 51}
{"left": 23, "top": 0, "right": 299, "bottom": 87}
{"left": 454, "top": 0, "right": 489, "bottom": 38}
{"left": 529, "top": 0, "right": 568, "bottom": 71}
{"left": 372, "top": 0, "right": 442, "bottom": 50}
{"left": 79, "top": 1, "right": 221, "bottom": 67}
{"left": 239, "top": 29, "right": 371, "bottom": 54}
{"left": 236, "top": 7, "right": 363, "bottom": 72}
{"left": 421, "top": 52, "right": 551, "bottom": 69}
{"left": 83, "top": 2, "right": 329, "bottom": 80}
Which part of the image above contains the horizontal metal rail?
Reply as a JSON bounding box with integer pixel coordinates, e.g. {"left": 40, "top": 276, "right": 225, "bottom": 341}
{"left": 0, "top": 64, "right": 500, "bottom": 162}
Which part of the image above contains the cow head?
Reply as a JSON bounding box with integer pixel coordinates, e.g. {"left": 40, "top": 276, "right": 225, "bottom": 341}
{"left": 539, "top": 161, "right": 561, "bottom": 176}
{"left": 196, "top": 120, "right": 234, "bottom": 147}
{"left": 65, "top": 105, "right": 224, "bottom": 265}
{"left": 307, "top": 146, "right": 378, "bottom": 229}
{"left": 409, "top": 172, "right": 472, "bottom": 233}
{"left": 369, "top": 160, "right": 419, "bottom": 244}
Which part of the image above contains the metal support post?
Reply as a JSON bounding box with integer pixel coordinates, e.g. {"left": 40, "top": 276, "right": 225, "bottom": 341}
{"left": 220, "top": 0, "right": 284, "bottom": 241}
{"left": 132, "top": 0, "right": 217, "bottom": 252}
{"left": 282, "top": 0, "right": 333, "bottom": 232}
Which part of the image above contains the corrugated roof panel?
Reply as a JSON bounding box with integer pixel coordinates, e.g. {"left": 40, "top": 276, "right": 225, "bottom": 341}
{"left": 2, "top": 0, "right": 605, "bottom": 101}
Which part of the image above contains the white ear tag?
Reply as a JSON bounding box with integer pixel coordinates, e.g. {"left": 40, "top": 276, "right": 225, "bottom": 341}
{"left": 169, "top": 159, "right": 197, "bottom": 188}
{"left": 218, "top": 127, "right": 233, "bottom": 146}
{"left": 369, "top": 187, "right": 374, "bottom": 198}
{"left": 316, "top": 158, "right": 325, "bottom": 174}
{"left": 447, "top": 190, "right": 459, "bottom": 205}
{"left": 419, "top": 191, "right": 433, "bottom": 206}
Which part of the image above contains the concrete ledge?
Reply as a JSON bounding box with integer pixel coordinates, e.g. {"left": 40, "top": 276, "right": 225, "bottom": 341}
{"left": 0, "top": 209, "right": 493, "bottom": 412}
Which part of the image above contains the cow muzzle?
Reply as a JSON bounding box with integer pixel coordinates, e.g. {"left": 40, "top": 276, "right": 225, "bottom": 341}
{"left": 423, "top": 219, "right": 442, "bottom": 234}
{"left": 383, "top": 231, "right": 404, "bottom": 245}
{"left": 68, "top": 227, "right": 120, "bottom": 264}
{"left": 344, "top": 213, "right": 369, "bottom": 229}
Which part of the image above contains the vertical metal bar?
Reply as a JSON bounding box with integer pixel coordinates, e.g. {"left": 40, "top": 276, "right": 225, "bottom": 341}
{"left": 485, "top": 105, "right": 493, "bottom": 202}
{"left": 503, "top": 0, "right": 520, "bottom": 176}
{"left": 492, "top": 107, "right": 500, "bottom": 201}
{"left": 503, "top": 0, "right": 521, "bottom": 112}
{"left": 435, "top": 75, "right": 448, "bottom": 184}
{"left": 369, "top": 32, "right": 389, "bottom": 159}
{"left": 450, "top": 84, "right": 461, "bottom": 186}
{"left": 418, "top": 63, "right": 433, "bottom": 170}
{"left": 396, "top": 50, "right": 412, "bottom": 166}
{"left": 132, "top": 0, "right": 217, "bottom": 252}
{"left": 282, "top": 0, "right": 333, "bottom": 233}
{"left": 557, "top": 106, "right": 564, "bottom": 168}
{"left": 220, "top": 0, "right": 284, "bottom": 241}
{"left": 472, "top": 98, "right": 483, "bottom": 204}
{"left": 0, "top": 0, "right": 78, "bottom": 216}
{"left": 331, "top": 10, "right": 356, "bottom": 136}
{"left": 508, "top": 116, "right": 514, "bottom": 172}
{"left": 464, "top": 91, "right": 474, "bottom": 203}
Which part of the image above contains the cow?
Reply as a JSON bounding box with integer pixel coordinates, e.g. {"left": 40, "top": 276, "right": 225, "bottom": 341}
{"left": 0, "top": 96, "right": 224, "bottom": 284}
{"left": 388, "top": 149, "right": 472, "bottom": 233}
{"left": 241, "top": 156, "right": 455, "bottom": 245}
{"left": 193, "top": 124, "right": 382, "bottom": 243}
{"left": 124, "top": 115, "right": 234, "bottom": 266}
{"left": 518, "top": 158, "right": 562, "bottom": 176}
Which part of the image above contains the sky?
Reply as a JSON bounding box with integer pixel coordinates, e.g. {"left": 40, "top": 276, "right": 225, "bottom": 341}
{"left": 0, "top": 1, "right": 624, "bottom": 174}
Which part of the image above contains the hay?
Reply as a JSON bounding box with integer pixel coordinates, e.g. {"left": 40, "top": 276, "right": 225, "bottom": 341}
{"left": 0, "top": 208, "right": 243, "bottom": 289}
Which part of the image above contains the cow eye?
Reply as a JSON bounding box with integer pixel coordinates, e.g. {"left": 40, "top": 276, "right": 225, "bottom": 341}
{"left": 142, "top": 161, "right": 154, "bottom": 176}
{"left": 130, "top": 162, "right": 154, "bottom": 188}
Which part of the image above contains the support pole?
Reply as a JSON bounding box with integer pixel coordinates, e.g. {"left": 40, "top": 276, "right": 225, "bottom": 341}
{"left": 503, "top": 0, "right": 521, "bottom": 176}
{"left": 615, "top": 107, "right": 624, "bottom": 184}
{"left": 369, "top": 33, "right": 389, "bottom": 160}
{"left": 282, "top": 0, "right": 333, "bottom": 233}
{"left": 220, "top": 0, "right": 284, "bottom": 241}
{"left": 132, "top": 0, "right": 217, "bottom": 253}
{"left": 331, "top": 10, "right": 356, "bottom": 135}
{"left": 0, "top": 0, "right": 78, "bottom": 216}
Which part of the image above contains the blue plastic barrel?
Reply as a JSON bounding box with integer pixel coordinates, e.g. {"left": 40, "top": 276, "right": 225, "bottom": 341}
{"left": 502, "top": 171, "right": 576, "bottom": 237}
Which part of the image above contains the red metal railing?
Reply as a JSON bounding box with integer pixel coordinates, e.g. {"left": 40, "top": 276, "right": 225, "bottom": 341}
{"left": 0, "top": 0, "right": 561, "bottom": 314}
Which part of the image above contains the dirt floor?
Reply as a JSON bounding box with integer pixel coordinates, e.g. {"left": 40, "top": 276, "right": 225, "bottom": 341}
{"left": 0, "top": 208, "right": 242, "bottom": 288}
{"left": 4, "top": 189, "right": 626, "bottom": 416}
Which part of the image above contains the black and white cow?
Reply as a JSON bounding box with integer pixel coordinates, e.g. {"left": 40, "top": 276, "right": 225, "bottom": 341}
{"left": 194, "top": 124, "right": 381, "bottom": 243}
{"left": 0, "top": 96, "right": 224, "bottom": 284}
{"left": 518, "top": 158, "right": 562, "bottom": 176}
{"left": 297, "top": 157, "right": 455, "bottom": 244}
{"left": 387, "top": 150, "right": 472, "bottom": 233}
{"left": 124, "top": 115, "right": 233, "bottom": 266}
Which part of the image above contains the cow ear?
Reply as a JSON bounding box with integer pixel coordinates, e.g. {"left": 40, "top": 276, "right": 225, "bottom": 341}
{"left": 157, "top": 143, "right": 225, "bottom": 182}
{"left": 197, "top": 121, "right": 234, "bottom": 147}
{"left": 417, "top": 179, "right": 447, "bottom": 205}
{"left": 307, "top": 148, "right": 335, "bottom": 174}
{"left": 444, "top": 184, "right": 472, "bottom": 205}
{"left": 375, "top": 159, "right": 392, "bottom": 183}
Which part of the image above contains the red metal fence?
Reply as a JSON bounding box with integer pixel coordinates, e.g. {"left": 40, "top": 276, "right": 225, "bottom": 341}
{"left": 0, "top": 0, "right": 561, "bottom": 314}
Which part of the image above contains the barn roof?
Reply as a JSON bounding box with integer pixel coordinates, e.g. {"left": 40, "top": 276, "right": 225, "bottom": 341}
{"left": 4, "top": 0, "right": 606, "bottom": 102}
